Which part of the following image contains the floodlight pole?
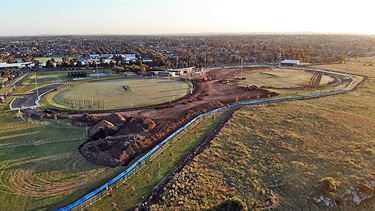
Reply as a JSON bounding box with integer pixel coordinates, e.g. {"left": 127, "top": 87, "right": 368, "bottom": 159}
{"left": 240, "top": 58, "right": 243, "bottom": 85}
{"left": 205, "top": 51, "right": 207, "bottom": 69}
{"left": 346, "top": 51, "right": 351, "bottom": 77}
{"left": 96, "top": 65, "right": 99, "bottom": 79}
{"left": 35, "top": 71, "right": 39, "bottom": 99}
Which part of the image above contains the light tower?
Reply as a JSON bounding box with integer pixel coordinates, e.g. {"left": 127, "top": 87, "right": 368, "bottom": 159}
{"left": 346, "top": 51, "right": 351, "bottom": 77}
{"left": 240, "top": 58, "right": 243, "bottom": 85}
{"left": 35, "top": 71, "right": 39, "bottom": 99}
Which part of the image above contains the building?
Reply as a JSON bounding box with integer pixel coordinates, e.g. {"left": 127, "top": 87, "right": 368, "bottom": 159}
{"left": 153, "top": 71, "right": 176, "bottom": 78}
{"left": 280, "top": 60, "right": 300, "bottom": 66}
{"left": 180, "top": 67, "right": 195, "bottom": 74}
{"left": 167, "top": 69, "right": 183, "bottom": 75}
{"left": 0, "top": 62, "right": 31, "bottom": 70}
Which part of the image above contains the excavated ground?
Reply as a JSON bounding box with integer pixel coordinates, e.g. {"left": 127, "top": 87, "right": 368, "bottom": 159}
{"left": 24, "top": 67, "right": 278, "bottom": 167}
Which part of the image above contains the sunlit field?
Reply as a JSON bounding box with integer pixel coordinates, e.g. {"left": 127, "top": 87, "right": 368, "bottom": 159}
{"left": 150, "top": 57, "right": 375, "bottom": 210}
{"left": 52, "top": 78, "right": 190, "bottom": 110}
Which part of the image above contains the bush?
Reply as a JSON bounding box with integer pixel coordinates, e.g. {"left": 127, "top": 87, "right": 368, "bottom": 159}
{"left": 317, "top": 177, "right": 337, "bottom": 195}
{"left": 213, "top": 197, "right": 247, "bottom": 211}
{"left": 359, "top": 183, "right": 374, "bottom": 193}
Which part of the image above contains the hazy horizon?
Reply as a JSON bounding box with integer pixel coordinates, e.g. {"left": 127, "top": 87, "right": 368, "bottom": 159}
{"left": 1, "top": 0, "right": 375, "bottom": 36}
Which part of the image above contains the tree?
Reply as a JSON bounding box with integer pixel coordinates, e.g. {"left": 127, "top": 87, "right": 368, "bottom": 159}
{"left": 139, "top": 64, "right": 147, "bottom": 75}
{"left": 76, "top": 61, "right": 83, "bottom": 68}
{"left": 165, "top": 61, "right": 172, "bottom": 69}
{"left": 46, "top": 60, "right": 54, "bottom": 69}
{"left": 170, "top": 56, "right": 179, "bottom": 68}
{"left": 6, "top": 56, "right": 15, "bottom": 63}
{"left": 34, "top": 60, "right": 40, "bottom": 69}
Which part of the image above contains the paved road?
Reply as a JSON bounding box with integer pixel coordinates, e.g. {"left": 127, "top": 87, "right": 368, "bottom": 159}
{"left": 11, "top": 83, "right": 65, "bottom": 110}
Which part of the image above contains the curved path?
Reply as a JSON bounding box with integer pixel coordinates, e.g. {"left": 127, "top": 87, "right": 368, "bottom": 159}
{"left": 10, "top": 83, "right": 66, "bottom": 110}
{"left": 56, "top": 68, "right": 355, "bottom": 211}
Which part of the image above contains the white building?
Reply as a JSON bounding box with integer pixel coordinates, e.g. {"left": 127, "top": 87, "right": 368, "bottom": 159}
{"left": 280, "top": 60, "right": 300, "bottom": 66}
{"left": 0, "top": 62, "right": 31, "bottom": 70}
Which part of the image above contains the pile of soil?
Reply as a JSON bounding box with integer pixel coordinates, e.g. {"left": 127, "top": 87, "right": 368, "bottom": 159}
{"left": 79, "top": 114, "right": 158, "bottom": 167}
{"left": 71, "top": 113, "right": 102, "bottom": 127}
{"left": 78, "top": 102, "right": 225, "bottom": 167}
{"left": 88, "top": 120, "right": 118, "bottom": 140}
{"left": 103, "top": 113, "right": 126, "bottom": 126}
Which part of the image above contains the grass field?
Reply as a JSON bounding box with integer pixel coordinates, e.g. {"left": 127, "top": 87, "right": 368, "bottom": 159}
{"left": 240, "top": 68, "right": 335, "bottom": 88}
{"left": 52, "top": 78, "right": 190, "bottom": 110}
{"left": 34, "top": 57, "right": 76, "bottom": 63}
{"left": 150, "top": 57, "right": 375, "bottom": 210}
{"left": 0, "top": 112, "right": 128, "bottom": 210}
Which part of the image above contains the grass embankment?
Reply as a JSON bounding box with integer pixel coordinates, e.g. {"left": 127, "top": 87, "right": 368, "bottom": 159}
{"left": 0, "top": 112, "right": 123, "bottom": 210}
{"left": 81, "top": 110, "right": 231, "bottom": 211}
{"left": 150, "top": 57, "right": 375, "bottom": 210}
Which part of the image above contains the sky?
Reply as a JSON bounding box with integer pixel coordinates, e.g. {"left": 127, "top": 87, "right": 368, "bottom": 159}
{"left": 1, "top": 0, "right": 375, "bottom": 36}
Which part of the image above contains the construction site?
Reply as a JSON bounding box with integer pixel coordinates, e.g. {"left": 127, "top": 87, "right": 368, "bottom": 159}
{"left": 24, "top": 66, "right": 343, "bottom": 168}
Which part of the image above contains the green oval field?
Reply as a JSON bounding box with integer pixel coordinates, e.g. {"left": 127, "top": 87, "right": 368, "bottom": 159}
{"left": 53, "top": 78, "right": 191, "bottom": 110}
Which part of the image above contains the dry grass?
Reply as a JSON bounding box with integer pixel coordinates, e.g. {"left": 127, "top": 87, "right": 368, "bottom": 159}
{"left": 240, "top": 68, "right": 332, "bottom": 88}
{"left": 151, "top": 57, "right": 375, "bottom": 210}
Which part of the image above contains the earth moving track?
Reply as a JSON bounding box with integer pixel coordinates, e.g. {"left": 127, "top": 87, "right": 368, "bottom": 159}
{"left": 308, "top": 72, "right": 323, "bottom": 88}
{"left": 55, "top": 68, "right": 355, "bottom": 211}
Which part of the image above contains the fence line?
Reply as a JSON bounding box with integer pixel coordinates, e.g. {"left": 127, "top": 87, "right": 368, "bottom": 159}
{"left": 56, "top": 68, "right": 354, "bottom": 211}
{"left": 0, "top": 135, "right": 87, "bottom": 149}
{"left": 21, "top": 116, "right": 81, "bottom": 129}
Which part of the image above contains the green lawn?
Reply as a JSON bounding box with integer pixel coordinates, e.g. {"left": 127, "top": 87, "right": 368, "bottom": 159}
{"left": 52, "top": 78, "right": 191, "bottom": 110}
{"left": 0, "top": 112, "right": 122, "bottom": 210}
{"left": 34, "top": 57, "right": 76, "bottom": 63}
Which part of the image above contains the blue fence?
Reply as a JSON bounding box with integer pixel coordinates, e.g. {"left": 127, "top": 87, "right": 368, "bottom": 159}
{"left": 55, "top": 69, "right": 354, "bottom": 211}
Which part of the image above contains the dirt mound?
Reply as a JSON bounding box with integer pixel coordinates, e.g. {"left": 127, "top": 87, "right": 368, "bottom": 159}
{"left": 88, "top": 120, "right": 118, "bottom": 140}
{"left": 80, "top": 116, "right": 158, "bottom": 167}
{"left": 114, "top": 117, "right": 156, "bottom": 136}
{"left": 72, "top": 113, "right": 102, "bottom": 127}
{"left": 79, "top": 102, "right": 224, "bottom": 167}
{"left": 103, "top": 113, "right": 126, "bottom": 126}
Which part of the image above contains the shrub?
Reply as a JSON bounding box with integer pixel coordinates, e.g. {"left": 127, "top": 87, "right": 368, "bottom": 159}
{"left": 359, "top": 183, "right": 374, "bottom": 193}
{"left": 317, "top": 177, "right": 337, "bottom": 195}
{"left": 213, "top": 197, "right": 247, "bottom": 211}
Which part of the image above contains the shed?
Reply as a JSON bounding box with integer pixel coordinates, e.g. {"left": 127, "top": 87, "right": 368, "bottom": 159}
{"left": 280, "top": 60, "right": 300, "bottom": 66}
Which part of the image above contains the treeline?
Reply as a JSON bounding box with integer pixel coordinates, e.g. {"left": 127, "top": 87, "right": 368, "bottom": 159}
{"left": 1, "top": 34, "right": 374, "bottom": 70}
